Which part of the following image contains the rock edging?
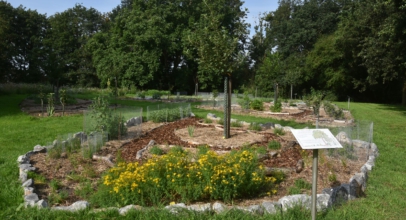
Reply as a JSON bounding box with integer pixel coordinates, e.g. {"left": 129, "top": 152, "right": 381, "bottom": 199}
{"left": 17, "top": 128, "right": 378, "bottom": 215}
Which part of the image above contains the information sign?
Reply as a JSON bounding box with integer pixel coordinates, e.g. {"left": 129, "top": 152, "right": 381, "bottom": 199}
{"left": 291, "top": 129, "right": 343, "bottom": 149}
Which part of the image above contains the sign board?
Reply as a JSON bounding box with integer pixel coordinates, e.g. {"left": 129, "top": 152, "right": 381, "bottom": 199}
{"left": 291, "top": 129, "right": 343, "bottom": 150}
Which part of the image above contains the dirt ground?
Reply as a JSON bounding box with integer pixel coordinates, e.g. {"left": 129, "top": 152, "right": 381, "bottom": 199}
{"left": 26, "top": 99, "right": 367, "bottom": 207}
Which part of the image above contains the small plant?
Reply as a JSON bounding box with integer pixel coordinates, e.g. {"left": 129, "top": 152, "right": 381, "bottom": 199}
{"left": 238, "top": 92, "right": 250, "bottom": 110}
{"left": 169, "top": 146, "right": 185, "bottom": 154}
{"left": 273, "top": 127, "right": 285, "bottom": 135}
{"left": 137, "top": 91, "right": 146, "bottom": 99}
{"left": 271, "top": 100, "right": 282, "bottom": 112}
{"left": 152, "top": 92, "right": 161, "bottom": 100}
{"left": 48, "top": 189, "right": 69, "bottom": 205}
{"left": 187, "top": 125, "right": 195, "bottom": 137}
{"left": 250, "top": 99, "right": 264, "bottom": 111}
{"left": 88, "top": 95, "right": 127, "bottom": 140}
{"left": 60, "top": 89, "right": 67, "bottom": 116}
{"left": 47, "top": 143, "right": 63, "bottom": 159}
{"left": 150, "top": 146, "right": 164, "bottom": 155}
{"left": 230, "top": 120, "right": 242, "bottom": 127}
{"left": 328, "top": 172, "right": 337, "bottom": 183}
{"left": 324, "top": 101, "right": 345, "bottom": 120}
{"left": 212, "top": 89, "right": 219, "bottom": 107}
{"left": 47, "top": 93, "right": 55, "bottom": 116}
{"left": 74, "top": 181, "right": 94, "bottom": 199}
{"left": 50, "top": 179, "right": 60, "bottom": 193}
{"left": 37, "top": 85, "right": 46, "bottom": 117}
{"left": 294, "top": 178, "right": 312, "bottom": 190}
{"left": 249, "top": 122, "right": 262, "bottom": 131}
{"left": 287, "top": 186, "right": 302, "bottom": 195}
{"left": 256, "top": 146, "right": 267, "bottom": 154}
{"left": 27, "top": 171, "right": 46, "bottom": 184}
{"left": 288, "top": 178, "right": 312, "bottom": 195}
{"left": 268, "top": 140, "right": 281, "bottom": 150}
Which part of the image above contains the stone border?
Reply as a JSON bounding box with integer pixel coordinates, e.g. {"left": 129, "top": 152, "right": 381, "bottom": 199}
{"left": 16, "top": 127, "right": 378, "bottom": 215}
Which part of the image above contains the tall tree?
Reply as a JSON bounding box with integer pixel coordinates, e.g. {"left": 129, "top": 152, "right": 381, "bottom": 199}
{"left": 187, "top": 0, "right": 249, "bottom": 138}
{"left": 0, "top": 2, "right": 47, "bottom": 83}
{"left": 45, "top": 4, "right": 106, "bottom": 91}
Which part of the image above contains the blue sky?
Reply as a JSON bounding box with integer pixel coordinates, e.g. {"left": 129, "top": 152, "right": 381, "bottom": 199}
{"left": 5, "top": 0, "right": 279, "bottom": 37}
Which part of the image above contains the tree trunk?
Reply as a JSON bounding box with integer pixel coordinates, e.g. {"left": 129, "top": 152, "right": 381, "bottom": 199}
{"left": 402, "top": 80, "right": 406, "bottom": 106}
{"left": 223, "top": 76, "right": 231, "bottom": 139}
{"left": 291, "top": 84, "right": 293, "bottom": 100}
{"left": 228, "top": 77, "right": 232, "bottom": 138}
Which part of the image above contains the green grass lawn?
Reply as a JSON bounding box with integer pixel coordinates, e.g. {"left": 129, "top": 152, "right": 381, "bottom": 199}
{"left": 1, "top": 94, "right": 405, "bottom": 219}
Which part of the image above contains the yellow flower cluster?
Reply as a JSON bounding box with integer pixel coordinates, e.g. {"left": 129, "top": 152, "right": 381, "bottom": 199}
{"left": 102, "top": 148, "right": 282, "bottom": 205}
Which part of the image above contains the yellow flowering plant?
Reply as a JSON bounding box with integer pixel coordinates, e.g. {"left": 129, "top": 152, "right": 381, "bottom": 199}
{"left": 102, "top": 147, "right": 282, "bottom": 206}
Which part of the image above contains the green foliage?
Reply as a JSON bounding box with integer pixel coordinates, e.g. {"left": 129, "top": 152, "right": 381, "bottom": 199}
{"left": 305, "top": 88, "right": 325, "bottom": 117}
{"left": 60, "top": 89, "right": 67, "bottom": 116}
{"left": 268, "top": 140, "right": 281, "bottom": 150}
{"left": 187, "top": 126, "right": 195, "bottom": 137}
{"left": 49, "top": 179, "right": 60, "bottom": 192}
{"left": 250, "top": 99, "right": 264, "bottom": 111}
{"left": 288, "top": 178, "right": 312, "bottom": 195}
{"left": 27, "top": 171, "right": 46, "bottom": 185}
{"left": 149, "top": 108, "right": 190, "bottom": 123}
{"left": 230, "top": 120, "right": 243, "bottom": 127}
{"left": 150, "top": 146, "right": 164, "bottom": 156}
{"left": 294, "top": 178, "right": 312, "bottom": 190}
{"left": 271, "top": 100, "right": 282, "bottom": 112}
{"left": 137, "top": 91, "right": 145, "bottom": 99}
{"left": 74, "top": 181, "right": 94, "bottom": 199}
{"left": 88, "top": 95, "right": 127, "bottom": 140}
{"left": 168, "top": 146, "right": 185, "bottom": 155}
{"left": 101, "top": 149, "right": 280, "bottom": 206}
{"left": 238, "top": 92, "right": 251, "bottom": 110}
{"left": 324, "top": 101, "right": 344, "bottom": 120}
{"left": 273, "top": 127, "right": 285, "bottom": 136}
{"left": 47, "top": 93, "right": 55, "bottom": 116}
{"left": 249, "top": 122, "right": 262, "bottom": 131}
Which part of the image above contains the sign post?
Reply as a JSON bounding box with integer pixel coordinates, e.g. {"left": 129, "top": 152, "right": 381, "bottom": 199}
{"left": 290, "top": 129, "right": 343, "bottom": 220}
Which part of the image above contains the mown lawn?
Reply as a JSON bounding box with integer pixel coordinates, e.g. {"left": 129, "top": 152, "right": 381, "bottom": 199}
{"left": 0, "top": 95, "right": 405, "bottom": 219}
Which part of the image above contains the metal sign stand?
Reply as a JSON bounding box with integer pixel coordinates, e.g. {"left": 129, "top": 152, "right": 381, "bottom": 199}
{"left": 290, "top": 124, "right": 343, "bottom": 220}
{"left": 311, "top": 148, "right": 318, "bottom": 220}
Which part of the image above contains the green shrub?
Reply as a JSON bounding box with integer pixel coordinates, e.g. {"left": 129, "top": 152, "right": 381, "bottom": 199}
{"left": 148, "top": 108, "right": 190, "bottom": 123}
{"left": 88, "top": 95, "right": 128, "bottom": 140}
{"left": 137, "top": 91, "right": 146, "bottom": 99}
{"left": 271, "top": 100, "right": 282, "bottom": 112}
{"left": 250, "top": 99, "right": 264, "bottom": 111}
{"left": 238, "top": 92, "right": 250, "bottom": 110}
{"left": 47, "top": 93, "right": 55, "bottom": 116}
{"left": 323, "top": 101, "right": 345, "bottom": 120}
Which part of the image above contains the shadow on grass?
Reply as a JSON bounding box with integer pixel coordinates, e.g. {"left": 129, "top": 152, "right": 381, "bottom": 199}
{"left": 375, "top": 103, "right": 406, "bottom": 115}
{"left": 0, "top": 94, "right": 28, "bottom": 117}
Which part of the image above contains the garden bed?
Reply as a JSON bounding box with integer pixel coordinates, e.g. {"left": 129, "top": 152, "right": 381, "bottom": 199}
{"left": 28, "top": 117, "right": 368, "bottom": 207}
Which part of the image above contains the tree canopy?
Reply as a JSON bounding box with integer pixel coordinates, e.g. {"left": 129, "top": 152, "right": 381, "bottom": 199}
{"left": 1, "top": 0, "right": 406, "bottom": 104}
